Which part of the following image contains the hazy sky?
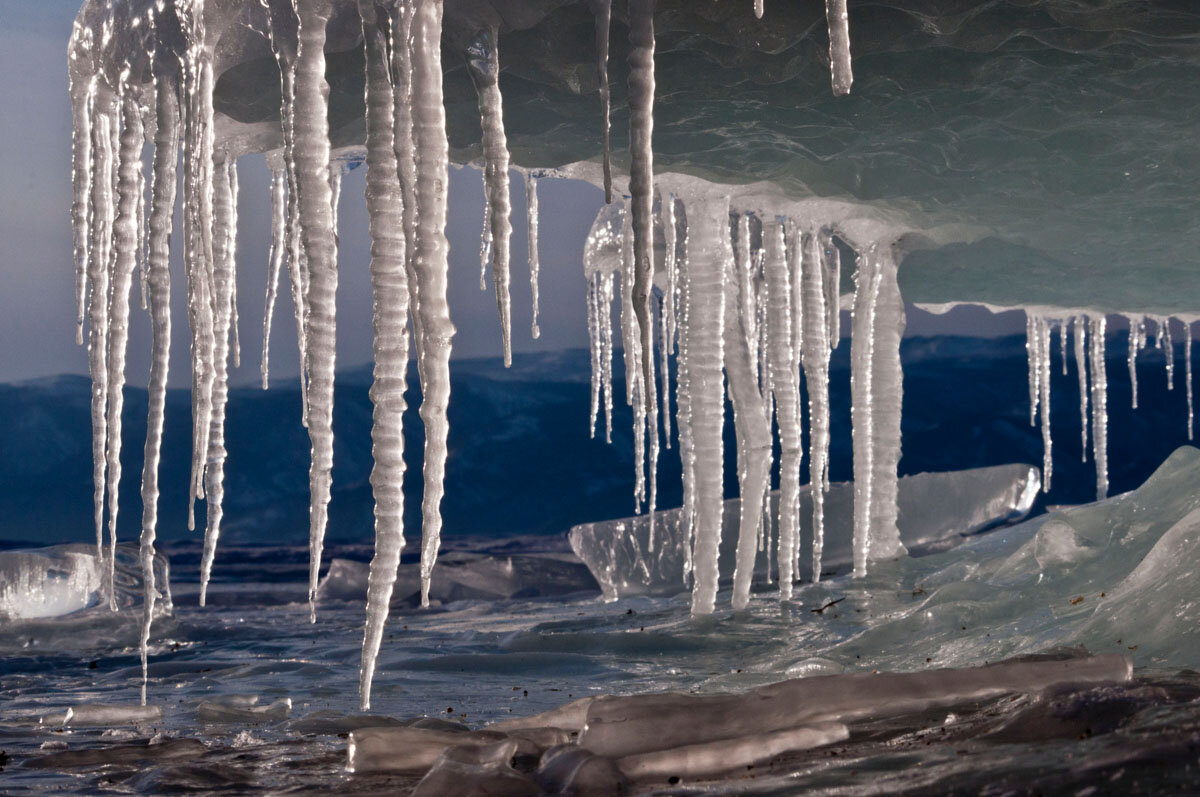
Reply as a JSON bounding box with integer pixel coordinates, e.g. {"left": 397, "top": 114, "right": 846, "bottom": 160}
{"left": 0, "top": 2, "right": 1025, "bottom": 387}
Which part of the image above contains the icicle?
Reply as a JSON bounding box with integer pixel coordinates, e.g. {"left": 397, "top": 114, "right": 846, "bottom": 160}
{"left": 764, "top": 219, "right": 800, "bottom": 599}
{"left": 1126, "top": 313, "right": 1139, "bottom": 409}
{"left": 1059, "top": 320, "right": 1068, "bottom": 376}
{"left": 804, "top": 230, "right": 838, "bottom": 581}
{"left": 823, "top": 234, "right": 840, "bottom": 349}
{"left": 479, "top": 183, "right": 492, "bottom": 290}
{"left": 683, "top": 195, "right": 727, "bottom": 615}
{"left": 228, "top": 161, "right": 241, "bottom": 370}
{"left": 264, "top": 0, "right": 309, "bottom": 423}
{"left": 1187, "top": 323, "right": 1194, "bottom": 441}
{"left": 70, "top": 73, "right": 95, "bottom": 346}
{"left": 662, "top": 190, "right": 678, "bottom": 353}
{"left": 588, "top": 272, "right": 601, "bottom": 438}
{"left": 137, "top": 142, "right": 149, "bottom": 314}
{"left": 389, "top": 0, "right": 424, "bottom": 373}
{"left": 1038, "top": 316, "right": 1052, "bottom": 493}
{"left": 753, "top": 0, "right": 764, "bottom": 19}
{"left": 294, "top": 0, "right": 340, "bottom": 622}
{"left": 105, "top": 89, "right": 146, "bottom": 609}
{"left": 412, "top": 0, "right": 456, "bottom": 608}
{"left": 676, "top": 205, "right": 696, "bottom": 585}
{"left": 601, "top": 271, "right": 615, "bottom": 443}
{"left": 824, "top": 0, "right": 853, "bottom": 95}
{"left": 591, "top": 0, "right": 613, "bottom": 203}
{"left": 1026, "top": 313, "right": 1040, "bottom": 427}
{"left": 261, "top": 158, "right": 286, "bottom": 388}
{"left": 1089, "top": 316, "right": 1108, "bottom": 500}
{"left": 86, "top": 86, "right": 115, "bottom": 562}
{"left": 1074, "top": 315, "right": 1089, "bottom": 462}
{"left": 526, "top": 172, "right": 541, "bottom": 339}
{"left": 850, "top": 241, "right": 906, "bottom": 576}
{"left": 628, "top": 0, "right": 658, "bottom": 527}
{"left": 139, "top": 56, "right": 178, "bottom": 705}
{"left": 1163, "top": 317, "right": 1175, "bottom": 391}
{"left": 183, "top": 17, "right": 218, "bottom": 533}
{"left": 619, "top": 209, "right": 646, "bottom": 509}
{"left": 466, "top": 28, "right": 513, "bottom": 367}
{"left": 850, "top": 244, "right": 880, "bottom": 577}
{"left": 198, "top": 154, "right": 238, "bottom": 608}
{"left": 358, "top": 0, "right": 410, "bottom": 710}
{"left": 659, "top": 290, "right": 671, "bottom": 448}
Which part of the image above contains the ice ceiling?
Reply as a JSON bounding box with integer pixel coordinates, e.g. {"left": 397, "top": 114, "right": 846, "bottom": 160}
{"left": 206, "top": 0, "right": 1200, "bottom": 314}
{"left": 67, "top": 0, "right": 1200, "bottom": 710}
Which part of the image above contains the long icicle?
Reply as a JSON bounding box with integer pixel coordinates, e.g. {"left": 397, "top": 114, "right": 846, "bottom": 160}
{"left": 261, "top": 155, "right": 286, "bottom": 388}
{"left": 467, "top": 27, "right": 513, "bottom": 367}
{"left": 1074, "top": 315, "right": 1089, "bottom": 461}
{"left": 526, "top": 172, "right": 541, "bottom": 339}
{"left": 105, "top": 89, "right": 146, "bottom": 609}
{"left": 1127, "top": 313, "right": 1140, "bottom": 410}
{"left": 294, "top": 0, "right": 340, "bottom": 622}
{"left": 1188, "top": 323, "right": 1195, "bottom": 441}
{"left": 390, "top": 0, "right": 424, "bottom": 382}
{"left": 684, "top": 195, "right": 727, "bottom": 616}
{"left": 87, "top": 86, "right": 116, "bottom": 562}
{"left": 1090, "top": 316, "right": 1109, "bottom": 500}
{"left": 850, "top": 243, "right": 882, "bottom": 577}
{"left": 139, "top": 56, "right": 178, "bottom": 705}
{"left": 804, "top": 229, "right": 837, "bottom": 580}
{"left": 601, "top": 270, "right": 615, "bottom": 443}
{"left": 866, "top": 242, "right": 906, "bottom": 562}
{"left": 412, "top": 0, "right": 456, "bottom": 608}
{"left": 1027, "top": 312, "right": 1040, "bottom": 427}
{"left": 359, "top": 0, "right": 410, "bottom": 710}
{"left": 199, "top": 154, "right": 237, "bottom": 607}
{"left": 588, "top": 272, "right": 602, "bottom": 437}
{"left": 1163, "top": 317, "right": 1175, "bottom": 391}
{"left": 1038, "top": 316, "right": 1052, "bottom": 492}
{"left": 629, "top": 0, "right": 659, "bottom": 536}
{"left": 70, "top": 72, "right": 95, "bottom": 346}
{"left": 765, "top": 219, "right": 800, "bottom": 599}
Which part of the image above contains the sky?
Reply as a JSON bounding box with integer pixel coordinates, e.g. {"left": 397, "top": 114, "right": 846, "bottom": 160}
{"left": 0, "top": 1, "right": 1025, "bottom": 387}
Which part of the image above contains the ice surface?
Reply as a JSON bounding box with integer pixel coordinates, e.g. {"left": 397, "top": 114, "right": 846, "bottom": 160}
{"left": 346, "top": 725, "right": 509, "bottom": 773}
{"left": 40, "top": 703, "right": 163, "bottom": 728}
{"left": 0, "top": 543, "right": 170, "bottom": 622}
{"left": 197, "top": 696, "right": 292, "bottom": 723}
{"left": 569, "top": 464, "right": 1038, "bottom": 600}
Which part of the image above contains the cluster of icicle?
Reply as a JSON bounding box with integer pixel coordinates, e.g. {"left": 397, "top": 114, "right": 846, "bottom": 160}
{"left": 68, "top": 0, "right": 462, "bottom": 710}
{"left": 1026, "top": 312, "right": 1194, "bottom": 502}
{"left": 584, "top": 199, "right": 907, "bottom": 614}
{"left": 68, "top": 0, "right": 858, "bottom": 709}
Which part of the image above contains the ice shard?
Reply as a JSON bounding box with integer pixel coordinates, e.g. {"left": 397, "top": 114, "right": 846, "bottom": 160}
{"left": 804, "top": 229, "right": 835, "bottom": 580}
{"left": 466, "top": 27, "right": 513, "bottom": 367}
{"left": 260, "top": 158, "right": 286, "bottom": 389}
{"left": 1038, "top": 315, "right": 1053, "bottom": 492}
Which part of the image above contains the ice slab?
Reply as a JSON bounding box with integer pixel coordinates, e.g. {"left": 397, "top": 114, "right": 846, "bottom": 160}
{"left": 616, "top": 721, "right": 848, "bottom": 781}
{"left": 197, "top": 697, "right": 291, "bottom": 723}
{"left": 0, "top": 542, "right": 170, "bottom": 621}
{"left": 411, "top": 739, "right": 538, "bottom": 797}
{"left": 535, "top": 744, "right": 631, "bottom": 796}
{"left": 317, "top": 551, "right": 597, "bottom": 606}
{"left": 579, "top": 653, "right": 1130, "bottom": 758}
{"left": 346, "top": 725, "right": 510, "bottom": 774}
{"left": 569, "top": 464, "right": 1039, "bottom": 600}
{"left": 40, "top": 703, "right": 164, "bottom": 728}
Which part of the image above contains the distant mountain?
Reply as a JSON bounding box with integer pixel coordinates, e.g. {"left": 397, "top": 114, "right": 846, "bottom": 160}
{"left": 0, "top": 335, "right": 1192, "bottom": 548}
